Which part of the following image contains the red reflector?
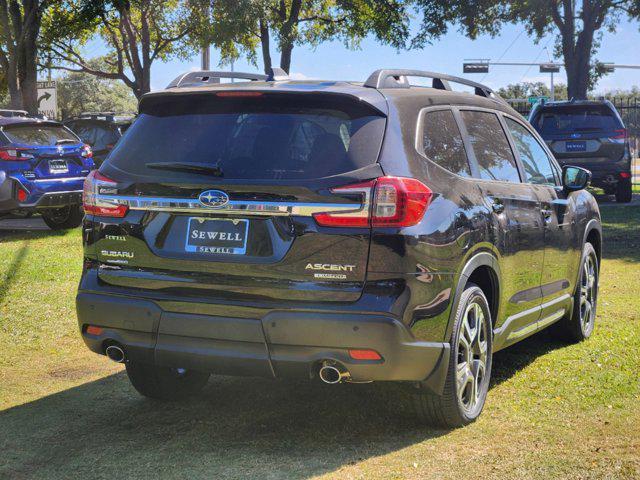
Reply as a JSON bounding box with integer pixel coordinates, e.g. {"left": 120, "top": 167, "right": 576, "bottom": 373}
{"left": 620, "top": 172, "right": 631, "bottom": 179}
{"left": 349, "top": 349, "right": 382, "bottom": 360}
{"left": 17, "top": 189, "right": 28, "bottom": 202}
{"left": 216, "top": 91, "right": 263, "bottom": 97}
{"left": 86, "top": 325, "right": 103, "bottom": 335}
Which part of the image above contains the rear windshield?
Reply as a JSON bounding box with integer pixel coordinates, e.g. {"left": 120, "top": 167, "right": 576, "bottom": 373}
{"left": 2, "top": 123, "right": 79, "bottom": 146}
{"left": 68, "top": 121, "right": 120, "bottom": 150}
{"left": 106, "top": 94, "right": 386, "bottom": 180}
{"left": 533, "top": 105, "right": 621, "bottom": 135}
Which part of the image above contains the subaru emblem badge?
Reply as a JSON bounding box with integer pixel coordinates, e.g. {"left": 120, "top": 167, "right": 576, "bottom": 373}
{"left": 198, "top": 189, "right": 229, "bottom": 208}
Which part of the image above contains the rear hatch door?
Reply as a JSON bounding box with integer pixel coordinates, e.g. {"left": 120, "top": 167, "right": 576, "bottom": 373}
{"left": 95, "top": 90, "right": 387, "bottom": 303}
{"left": 531, "top": 104, "right": 626, "bottom": 166}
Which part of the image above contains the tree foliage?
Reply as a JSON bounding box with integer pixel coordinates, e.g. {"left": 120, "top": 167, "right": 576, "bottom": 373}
{"left": 57, "top": 58, "right": 138, "bottom": 119}
{"left": 44, "top": 0, "right": 201, "bottom": 98}
{"left": 497, "top": 81, "right": 568, "bottom": 100}
{"left": 0, "top": 0, "right": 50, "bottom": 113}
{"left": 413, "top": 0, "right": 640, "bottom": 100}
{"left": 206, "top": 0, "right": 413, "bottom": 74}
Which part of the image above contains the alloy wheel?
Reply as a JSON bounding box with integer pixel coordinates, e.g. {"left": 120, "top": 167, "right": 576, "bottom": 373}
{"left": 456, "top": 302, "right": 488, "bottom": 415}
{"left": 579, "top": 254, "right": 597, "bottom": 336}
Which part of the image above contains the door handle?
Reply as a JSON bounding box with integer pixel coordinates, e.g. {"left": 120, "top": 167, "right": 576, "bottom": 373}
{"left": 491, "top": 199, "right": 505, "bottom": 214}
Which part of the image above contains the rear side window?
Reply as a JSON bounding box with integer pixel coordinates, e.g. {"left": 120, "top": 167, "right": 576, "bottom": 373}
{"left": 533, "top": 105, "right": 622, "bottom": 135}
{"left": 107, "top": 94, "right": 386, "bottom": 180}
{"left": 421, "top": 109, "right": 471, "bottom": 177}
{"left": 505, "top": 118, "right": 556, "bottom": 186}
{"left": 2, "top": 123, "right": 78, "bottom": 146}
{"left": 460, "top": 110, "right": 520, "bottom": 183}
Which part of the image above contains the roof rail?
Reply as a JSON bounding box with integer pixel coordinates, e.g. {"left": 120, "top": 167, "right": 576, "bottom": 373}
{"left": 166, "top": 67, "right": 289, "bottom": 89}
{"left": 0, "top": 109, "right": 29, "bottom": 118}
{"left": 363, "top": 69, "right": 506, "bottom": 103}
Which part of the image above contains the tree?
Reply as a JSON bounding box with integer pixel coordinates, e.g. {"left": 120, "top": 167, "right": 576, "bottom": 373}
{"left": 0, "top": 0, "right": 49, "bottom": 113}
{"left": 497, "top": 81, "right": 567, "bottom": 100}
{"left": 413, "top": 0, "right": 640, "bottom": 100}
{"left": 45, "top": 0, "right": 200, "bottom": 99}
{"left": 56, "top": 58, "right": 138, "bottom": 119}
{"left": 208, "top": 0, "right": 411, "bottom": 74}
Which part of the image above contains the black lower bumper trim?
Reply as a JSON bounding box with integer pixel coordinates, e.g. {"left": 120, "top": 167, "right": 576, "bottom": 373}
{"left": 76, "top": 291, "right": 449, "bottom": 392}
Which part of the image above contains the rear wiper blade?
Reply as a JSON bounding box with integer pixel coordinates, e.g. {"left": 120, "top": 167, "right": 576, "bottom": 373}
{"left": 146, "top": 162, "right": 223, "bottom": 177}
{"left": 56, "top": 139, "right": 77, "bottom": 145}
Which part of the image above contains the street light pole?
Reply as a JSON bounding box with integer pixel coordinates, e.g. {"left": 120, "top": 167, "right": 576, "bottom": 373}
{"left": 550, "top": 70, "right": 554, "bottom": 101}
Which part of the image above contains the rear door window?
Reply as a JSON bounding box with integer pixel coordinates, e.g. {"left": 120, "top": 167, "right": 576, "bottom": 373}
{"left": 533, "top": 105, "right": 622, "bottom": 135}
{"left": 107, "top": 94, "right": 386, "bottom": 180}
{"left": 421, "top": 109, "right": 471, "bottom": 176}
{"left": 505, "top": 118, "right": 557, "bottom": 186}
{"left": 460, "top": 110, "right": 520, "bottom": 183}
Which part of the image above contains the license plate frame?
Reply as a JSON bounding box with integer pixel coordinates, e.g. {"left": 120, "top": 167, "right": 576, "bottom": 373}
{"left": 49, "top": 159, "right": 69, "bottom": 174}
{"left": 565, "top": 141, "right": 587, "bottom": 153}
{"left": 185, "top": 217, "right": 249, "bottom": 255}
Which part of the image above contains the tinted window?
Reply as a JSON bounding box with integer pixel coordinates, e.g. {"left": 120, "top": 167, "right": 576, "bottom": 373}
{"left": 506, "top": 118, "right": 556, "bottom": 186}
{"left": 3, "top": 123, "right": 79, "bottom": 146}
{"left": 421, "top": 109, "right": 470, "bottom": 176}
{"left": 108, "top": 95, "right": 385, "bottom": 180}
{"left": 70, "top": 122, "right": 120, "bottom": 151}
{"left": 533, "top": 105, "right": 622, "bottom": 135}
{"left": 461, "top": 111, "right": 520, "bottom": 183}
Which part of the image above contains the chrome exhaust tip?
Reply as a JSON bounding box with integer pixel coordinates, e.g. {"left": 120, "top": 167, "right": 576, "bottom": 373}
{"left": 318, "top": 361, "right": 350, "bottom": 384}
{"left": 105, "top": 344, "right": 125, "bottom": 363}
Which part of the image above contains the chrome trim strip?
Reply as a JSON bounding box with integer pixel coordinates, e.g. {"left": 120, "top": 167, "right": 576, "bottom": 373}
{"left": 33, "top": 177, "right": 87, "bottom": 182}
{"left": 95, "top": 194, "right": 364, "bottom": 217}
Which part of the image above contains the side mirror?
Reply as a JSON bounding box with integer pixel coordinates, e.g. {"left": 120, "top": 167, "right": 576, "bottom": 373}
{"left": 562, "top": 165, "right": 591, "bottom": 192}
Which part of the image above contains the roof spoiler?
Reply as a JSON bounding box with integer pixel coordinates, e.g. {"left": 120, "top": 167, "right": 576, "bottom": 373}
{"left": 363, "top": 69, "right": 507, "bottom": 104}
{"left": 166, "top": 67, "right": 288, "bottom": 89}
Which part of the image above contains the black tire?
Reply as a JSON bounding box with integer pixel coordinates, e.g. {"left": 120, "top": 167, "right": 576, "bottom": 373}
{"left": 125, "top": 361, "right": 210, "bottom": 400}
{"left": 559, "top": 242, "right": 598, "bottom": 343}
{"left": 404, "top": 283, "right": 493, "bottom": 428}
{"left": 615, "top": 178, "right": 632, "bottom": 203}
{"left": 41, "top": 205, "right": 84, "bottom": 230}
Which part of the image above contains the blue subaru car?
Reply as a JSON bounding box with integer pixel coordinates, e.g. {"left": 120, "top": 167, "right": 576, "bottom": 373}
{"left": 0, "top": 114, "right": 95, "bottom": 229}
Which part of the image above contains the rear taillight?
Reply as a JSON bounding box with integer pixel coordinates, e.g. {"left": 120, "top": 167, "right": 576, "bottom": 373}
{"left": 82, "top": 170, "right": 128, "bottom": 217}
{"left": 610, "top": 129, "right": 627, "bottom": 143}
{"left": 620, "top": 172, "right": 631, "bottom": 179}
{"left": 16, "top": 188, "right": 28, "bottom": 202}
{"left": 313, "top": 176, "right": 433, "bottom": 228}
{"left": 0, "top": 147, "right": 34, "bottom": 161}
{"left": 81, "top": 144, "right": 93, "bottom": 158}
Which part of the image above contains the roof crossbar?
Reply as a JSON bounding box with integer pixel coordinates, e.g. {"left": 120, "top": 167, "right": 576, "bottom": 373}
{"left": 363, "top": 69, "right": 506, "bottom": 104}
{"left": 166, "top": 67, "right": 289, "bottom": 89}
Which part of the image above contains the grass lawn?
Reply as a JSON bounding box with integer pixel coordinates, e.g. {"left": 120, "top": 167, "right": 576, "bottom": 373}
{"left": 1, "top": 206, "right": 639, "bottom": 479}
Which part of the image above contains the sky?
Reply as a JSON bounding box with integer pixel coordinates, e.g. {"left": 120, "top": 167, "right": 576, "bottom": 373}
{"left": 84, "top": 17, "right": 640, "bottom": 95}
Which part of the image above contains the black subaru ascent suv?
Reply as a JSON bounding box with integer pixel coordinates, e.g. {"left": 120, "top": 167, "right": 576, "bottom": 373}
{"left": 77, "top": 69, "right": 602, "bottom": 427}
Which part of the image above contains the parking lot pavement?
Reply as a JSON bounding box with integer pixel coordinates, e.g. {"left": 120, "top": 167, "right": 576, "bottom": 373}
{"left": 0, "top": 216, "right": 49, "bottom": 231}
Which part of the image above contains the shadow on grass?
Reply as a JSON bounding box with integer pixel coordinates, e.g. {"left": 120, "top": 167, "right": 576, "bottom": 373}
{"left": 0, "top": 328, "right": 572, "bottom": 480}
{"left": 599, "top": 204, "right": 640, "bottom": 263}
{"left": 0, "top": 372, "right": 447, "bottom": 480}
{"left": 0, "top": 241, "right": 29, "bottom": 304}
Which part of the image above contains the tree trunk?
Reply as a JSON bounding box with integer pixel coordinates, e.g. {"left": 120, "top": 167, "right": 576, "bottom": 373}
{"left": 279, "top": 42, "right": 293, "bottom": 74}
{"left": 259, "top": 18, "right": 272, "bottom": 75}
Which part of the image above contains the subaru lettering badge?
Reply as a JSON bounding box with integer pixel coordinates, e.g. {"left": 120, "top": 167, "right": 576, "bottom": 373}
{"left": 198, "top": 189, "right": 229, "bottom": 208}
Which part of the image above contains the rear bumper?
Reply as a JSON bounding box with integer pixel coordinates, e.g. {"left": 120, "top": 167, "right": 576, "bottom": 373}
{"left": 0, "top": 173, "right": 84, "bottom": 213}
{"left": 554, "top": 156, "right": 631, "bottom": 187}
{"left": 76, "top": 291, "right": 449, "bottom": 392}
